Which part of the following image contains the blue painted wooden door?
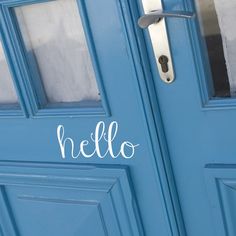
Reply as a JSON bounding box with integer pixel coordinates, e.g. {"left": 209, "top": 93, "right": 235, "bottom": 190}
{"left": 0, "top": 0, "right": 183, "bottom": 236}
{"left": 140, "top": 0, "right": 236, "bottom": 235}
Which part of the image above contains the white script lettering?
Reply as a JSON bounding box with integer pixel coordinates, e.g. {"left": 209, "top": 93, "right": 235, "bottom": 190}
{"left": 57, "top": 121, "right": 139, "bottom": 159}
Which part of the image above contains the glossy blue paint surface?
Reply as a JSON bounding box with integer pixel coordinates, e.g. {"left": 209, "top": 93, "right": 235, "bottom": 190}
{"left": 0, "top": 0, "right": 184, "bottom": 235}
{"left": 205, "top": 165, "right": 236, "bottom": 236}
{"left": 0, "top": 163, "right": 143, "bottom": 236}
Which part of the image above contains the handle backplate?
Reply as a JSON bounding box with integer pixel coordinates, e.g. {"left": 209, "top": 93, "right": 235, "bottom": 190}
{"left": 140, "top": 0, "right": 174, "bottom": 83}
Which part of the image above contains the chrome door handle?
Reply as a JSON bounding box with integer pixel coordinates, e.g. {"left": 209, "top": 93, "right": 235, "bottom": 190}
{"left": 138, "top": 10, "right": 195, "bottom": 28}
{"left": 138, "top": 0, "right": 195, "bottom": 84}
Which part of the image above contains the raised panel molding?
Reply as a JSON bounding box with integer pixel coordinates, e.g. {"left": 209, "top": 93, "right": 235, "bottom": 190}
{"left": 205, "top": 165, "right": 236, "bottom": 236}
{"left": 0, "top": 162, "right": 143, "bottom": 236}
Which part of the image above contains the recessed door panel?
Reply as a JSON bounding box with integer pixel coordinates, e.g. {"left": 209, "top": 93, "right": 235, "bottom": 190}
{"left": 206, "top": 165, "right": 236, "bottom": 236}
{"left": 0, "top": 163, "right": 142, "bottom": 236}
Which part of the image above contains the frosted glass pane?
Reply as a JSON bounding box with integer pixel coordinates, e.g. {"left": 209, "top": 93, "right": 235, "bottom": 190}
{"left": 0, "top": 42, "right": 18, "bottom": 104}
{"left": 196, "top": 0, "right": 236, "bottom": 97}
{"left": 14, "top": 0, "right": 100, "bottom": 104}
{"left": 214, "top": 1, "right": 236, "bottom": 96}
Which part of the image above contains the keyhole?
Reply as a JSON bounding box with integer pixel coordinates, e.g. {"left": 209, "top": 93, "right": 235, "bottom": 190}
{"left": 158, "top": 55, "right": 169, "bottom": 73}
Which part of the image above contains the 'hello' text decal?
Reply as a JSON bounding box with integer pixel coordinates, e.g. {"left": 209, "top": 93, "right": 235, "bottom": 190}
{"left": 57, "top": 121, "right": 139, "bottom": 159}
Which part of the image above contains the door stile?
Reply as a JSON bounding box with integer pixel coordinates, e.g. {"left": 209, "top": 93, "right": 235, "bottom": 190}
{"left": 122, "top": 1, "right": 186, "bottom": 235}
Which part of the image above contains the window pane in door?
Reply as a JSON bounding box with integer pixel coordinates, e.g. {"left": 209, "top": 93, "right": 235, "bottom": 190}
{"left": 195, "top": 0, "right": 236, "bottom": 98}
{"left": 0, "top": 41, "right": 18, "bottom": 104}
{"left": 14, "top": 0, "right": 100, "bottom": 106}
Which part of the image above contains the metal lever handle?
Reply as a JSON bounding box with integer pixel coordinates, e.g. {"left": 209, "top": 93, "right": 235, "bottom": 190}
{"left": 138, "top": 10, "right": 195, "bottom": 29}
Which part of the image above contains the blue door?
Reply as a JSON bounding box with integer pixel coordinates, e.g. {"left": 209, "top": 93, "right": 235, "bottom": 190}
{"left": 139, "top": 0, "right": 236, "bottom": 235}
{"left": 0, "top": 0, "right": 185, "bottom": 235}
